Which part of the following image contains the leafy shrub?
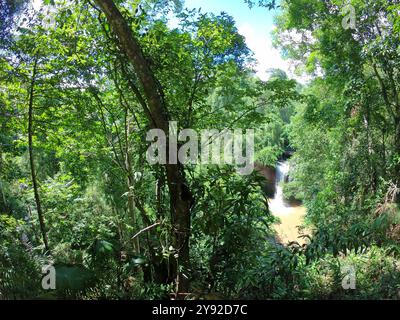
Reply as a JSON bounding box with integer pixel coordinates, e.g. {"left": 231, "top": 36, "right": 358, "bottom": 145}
{"left": 0, "top": 214, "right": 43, "bottom": 299}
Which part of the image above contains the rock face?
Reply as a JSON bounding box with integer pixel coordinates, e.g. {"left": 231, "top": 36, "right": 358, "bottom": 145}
{"left": 254, "top": 162, "right": 276, "bottom": 198}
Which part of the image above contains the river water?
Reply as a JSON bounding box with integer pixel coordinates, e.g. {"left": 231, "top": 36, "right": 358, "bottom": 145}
{"left": 268, "top": 161, "right": 307, "bottom": 244}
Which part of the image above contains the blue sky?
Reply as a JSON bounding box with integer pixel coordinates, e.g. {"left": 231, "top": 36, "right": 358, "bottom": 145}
{"left": 183, "top": 0, "right": 292, "bottom": 80}
{"left": 184, "top": 0, "right": 276, "bottom": 31}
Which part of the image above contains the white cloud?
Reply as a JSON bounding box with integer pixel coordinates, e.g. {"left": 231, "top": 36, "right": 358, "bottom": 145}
{"left": 238, "top": 23, "right": 286, "bottom": 80}
{"left": 33, "top": 0, "right": 42, "bottom": 11}
{"left": 238, "top": 23, "right": 309, "bottom": 83}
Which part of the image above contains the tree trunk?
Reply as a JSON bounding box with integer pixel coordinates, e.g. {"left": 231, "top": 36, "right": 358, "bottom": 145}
{"left": 28, "top": 56, "right": 50, "bottom": 252}
{"left": 395, "top": 119, "right": 400, "bottom": 203}
{"left": 123, "top": 106, "right": 141, "bottom": 253}
{"left": 94, "top": 0, "right": 193, "bottom": 296}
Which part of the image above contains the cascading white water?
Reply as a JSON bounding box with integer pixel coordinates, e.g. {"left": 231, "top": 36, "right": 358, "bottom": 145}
{"left": 268, "top": 161, "right": 291, "bottom": 216}
{"left": 268, "top": 160, "right": 308, "bottom": 244}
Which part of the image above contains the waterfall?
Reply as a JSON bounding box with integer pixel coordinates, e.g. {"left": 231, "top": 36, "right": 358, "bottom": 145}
{"left": 268, "top": 161, "right": 291, "bottom": 216}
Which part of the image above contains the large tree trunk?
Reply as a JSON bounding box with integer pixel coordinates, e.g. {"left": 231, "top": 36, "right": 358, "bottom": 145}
{"left": 94, "top": 0, "right": 193, "bottom": 296}
{"left": 28, "top": 56, "right": 50, "bottom": 253}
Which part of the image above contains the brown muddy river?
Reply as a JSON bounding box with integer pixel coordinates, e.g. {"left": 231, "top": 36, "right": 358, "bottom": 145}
{"left": 268, "top": 161, "right": 307, "bottom": 245}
